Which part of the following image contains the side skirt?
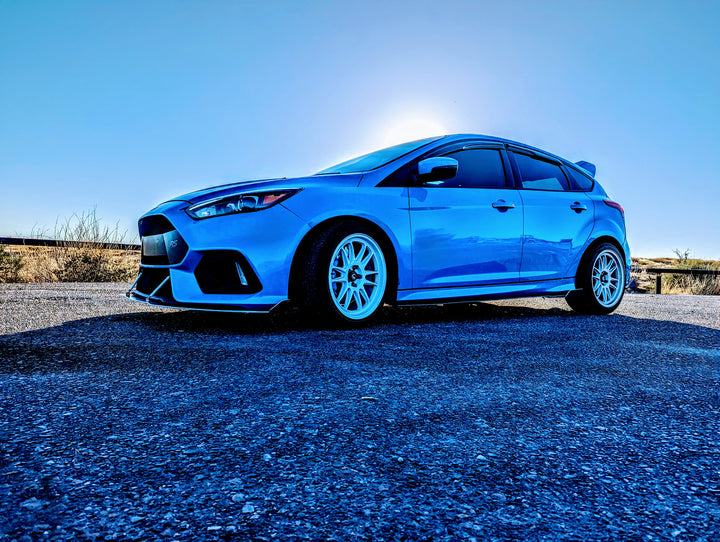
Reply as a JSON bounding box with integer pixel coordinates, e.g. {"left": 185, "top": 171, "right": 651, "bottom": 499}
{"left": 395, "top": 279, "right": 576, "bottom": 305}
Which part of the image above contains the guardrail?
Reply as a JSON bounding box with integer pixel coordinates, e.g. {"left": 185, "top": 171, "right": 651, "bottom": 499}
{"left": 0, "top": 237, "right": 140, "bottom": 251}
{"left": 646, "top": 267, "right": 720, "bottom": 294}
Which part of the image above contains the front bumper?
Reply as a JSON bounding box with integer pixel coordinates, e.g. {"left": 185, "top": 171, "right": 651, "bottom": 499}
{"left": 126, "top": 200, "right": 307, "bottom": 312}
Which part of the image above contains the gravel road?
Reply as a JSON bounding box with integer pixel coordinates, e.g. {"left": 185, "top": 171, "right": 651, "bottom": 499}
{"left": 1, "top": 284, "right": 719, "bottom": 541}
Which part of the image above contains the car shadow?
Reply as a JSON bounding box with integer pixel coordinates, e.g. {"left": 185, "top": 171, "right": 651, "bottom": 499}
{"left": 1, "top": 297, "right": 719, "bottom": 377}
{"left": 113, "top": 299, "right": 576, "bottom": 333}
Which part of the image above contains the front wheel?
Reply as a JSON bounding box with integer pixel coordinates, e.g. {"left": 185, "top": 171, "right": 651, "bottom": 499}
{"left": 567, "top": 243, "right": 625, "bottom": 314}
{"left": 299, "top": 224, "right": 389, "bottom": 324}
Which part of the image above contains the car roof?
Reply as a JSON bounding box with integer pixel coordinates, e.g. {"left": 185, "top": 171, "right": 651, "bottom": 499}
{"left": 436, "top": 134, "right": 590, "bottom": 176}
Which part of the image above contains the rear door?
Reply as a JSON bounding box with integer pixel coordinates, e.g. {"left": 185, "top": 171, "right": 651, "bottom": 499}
{"left": 409, "top": 146, "right": 523, "bottom": 288}
{"left": 508, "top": 149, "right": 594, "bottom": 282}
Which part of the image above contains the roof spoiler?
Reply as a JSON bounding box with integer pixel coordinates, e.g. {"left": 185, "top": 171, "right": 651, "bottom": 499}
{"left": 575, "top": 161, "right": 596, "bottom": 177}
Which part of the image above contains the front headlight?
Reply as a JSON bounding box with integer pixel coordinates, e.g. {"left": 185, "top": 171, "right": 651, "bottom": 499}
{"left": 186, "top": 189, "right": 301, "bottom": 219}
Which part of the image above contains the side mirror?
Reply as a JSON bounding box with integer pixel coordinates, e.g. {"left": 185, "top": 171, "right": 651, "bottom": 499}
{"left": 417, "top": 157, "right": 458, "bottom": 185}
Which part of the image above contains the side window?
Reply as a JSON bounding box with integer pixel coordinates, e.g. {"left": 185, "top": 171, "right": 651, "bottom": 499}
{"left": 566, "top": 167, "right": 594, "bottom": 191}
{"left": 433, "top": 148, "right": 507, "bottom": 188}
{"left": 513, "top": 153, "right": 569, "bottom": 191}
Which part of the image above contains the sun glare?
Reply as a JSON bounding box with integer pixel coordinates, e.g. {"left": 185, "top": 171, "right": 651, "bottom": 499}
{"left": 383, "top": 118, "right": 447, "bottom": 146}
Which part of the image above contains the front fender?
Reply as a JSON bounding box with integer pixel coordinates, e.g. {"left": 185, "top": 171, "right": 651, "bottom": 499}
{"left": 281, "top": 186, "right": 412, "bottom": 290}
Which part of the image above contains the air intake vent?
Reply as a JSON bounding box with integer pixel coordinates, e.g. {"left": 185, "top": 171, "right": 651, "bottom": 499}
{"left": 139, "top": 215, "right": 175, "bottom": 236}
{"left": 194, "top": 251, "right": 261, "bottom": 294}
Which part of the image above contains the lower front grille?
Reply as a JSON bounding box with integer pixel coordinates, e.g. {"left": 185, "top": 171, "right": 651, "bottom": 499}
{"left": 135, "top": 268, "right": 174, "bottom": 299}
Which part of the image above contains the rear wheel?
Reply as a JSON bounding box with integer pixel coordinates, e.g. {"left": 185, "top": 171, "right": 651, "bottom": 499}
{"left": 299, "top": 223, "right": 389, "bottom": 324}
{"left": 567, "top": 243, "right": 625, "bottom": 314}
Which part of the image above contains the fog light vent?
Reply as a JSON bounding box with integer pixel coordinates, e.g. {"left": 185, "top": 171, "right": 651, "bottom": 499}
{"left": 194, "top": 251, "right": 261, "bottom": 294}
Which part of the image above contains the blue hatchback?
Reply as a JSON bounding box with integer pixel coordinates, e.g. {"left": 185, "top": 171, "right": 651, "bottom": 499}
{"left": 128, "top": 135, "right": 630, "bottom": 323}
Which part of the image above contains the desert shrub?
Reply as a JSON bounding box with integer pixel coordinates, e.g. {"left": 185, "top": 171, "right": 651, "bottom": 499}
{"left": 663, "top": 249, "right": 720, "bottom": 295}
{"left": 26, "top": 208, "right": 139, "bottom": 283}
{"left": 0, "top": 245, "right": 25, "bottom": 283}
{"left": 55, "top": 247, "right": 136, "bottom": 282}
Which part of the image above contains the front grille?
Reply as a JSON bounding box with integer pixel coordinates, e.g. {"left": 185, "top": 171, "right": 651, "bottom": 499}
{"left": 139, "top": 216, "right": 188, "bottom": 265}
{"left": 135, "top": 268, "right": 173, "bottom": 299}
{"left": 194, "top": 251, "right": 261, "bottom": 294}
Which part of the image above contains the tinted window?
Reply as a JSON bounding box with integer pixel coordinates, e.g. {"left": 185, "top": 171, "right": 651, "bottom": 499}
{"left": 430, "top": 149, "right": 507, "bottom": 188}
{"left": 513, "top": 153, "right": 568, "bottom": 191}
{"left": 566, "top": 167, "right": 594, "bottom": 191}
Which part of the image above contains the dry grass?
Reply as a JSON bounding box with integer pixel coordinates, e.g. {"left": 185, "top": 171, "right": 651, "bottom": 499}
{"left": 631, "top": 255, "right": 720, "bottom": 295}
{"left": 1, "top": 208, "right": 139, "bottom": 283}
{"left": 0, "top": 245, "right": 25, "bottom": 283}
{"left": 1, "top": 245, "right": 139, "bottom": 283}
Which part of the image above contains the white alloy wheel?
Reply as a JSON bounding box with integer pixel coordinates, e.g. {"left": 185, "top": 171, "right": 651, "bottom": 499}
{"left": 591, "top": 248, "right": 624, "bottom": 308}
{"left": 327, "top": 233, "right": 387, "bottom": 321}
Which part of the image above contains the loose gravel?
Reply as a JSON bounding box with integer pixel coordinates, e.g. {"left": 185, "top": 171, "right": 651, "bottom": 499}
{"left": 1, "top": 284, "right": 719, "bottom": 541}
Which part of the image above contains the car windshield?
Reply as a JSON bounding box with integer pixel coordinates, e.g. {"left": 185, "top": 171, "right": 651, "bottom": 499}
{"left": 316, "top": 137, "right": 442, "bottom": 175}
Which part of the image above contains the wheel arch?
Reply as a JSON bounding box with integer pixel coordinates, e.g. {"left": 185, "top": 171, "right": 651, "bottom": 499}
{"left": 288, "top": 216, "right": 400, "bottom": 304}
{"left": 574, "top": 235, "right": 626, "bottom": 289}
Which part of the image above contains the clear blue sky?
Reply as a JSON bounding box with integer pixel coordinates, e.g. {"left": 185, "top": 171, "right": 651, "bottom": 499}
{"left": 1, "top": 0, "right": 718, "bottom": 258}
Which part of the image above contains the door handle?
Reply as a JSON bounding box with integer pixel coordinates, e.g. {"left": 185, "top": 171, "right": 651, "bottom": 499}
{"left": 570, "top": 202, "right": 588, "bottom": 212}
{"left": 492, "top": 200, "right": 515, "bottom": 210}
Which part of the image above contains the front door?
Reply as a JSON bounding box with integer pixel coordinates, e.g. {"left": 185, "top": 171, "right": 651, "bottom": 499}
{"left": 409, "top": 147, "right": 523, "bottom": 288}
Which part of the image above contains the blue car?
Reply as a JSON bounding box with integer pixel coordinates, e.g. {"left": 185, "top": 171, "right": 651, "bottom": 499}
{"left": 128, "top": 134, "right": 630, "bottom": 323}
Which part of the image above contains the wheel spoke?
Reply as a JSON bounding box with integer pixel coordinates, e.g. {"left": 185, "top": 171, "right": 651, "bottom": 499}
{"left": 336, "top": 282, "right": 349, "bottom": 303}
{"left": 354, "top": 244, "right": 367, "bottom": 264}
{"left": 341, "top": 246, "right": 352, "bottom": 266}
{"left": 360, "top": 251, "right": 374, "bottom": 267}
{"left": 341, "top": 289, "right": 353, "bottom": 309}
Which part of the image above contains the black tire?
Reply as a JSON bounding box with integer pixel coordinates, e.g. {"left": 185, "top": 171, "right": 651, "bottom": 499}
{"left": 297, "top": 222, "right": 389, "bottom": 325}
{"left": 567, "top": 242, "right": 626, "bottom": 315}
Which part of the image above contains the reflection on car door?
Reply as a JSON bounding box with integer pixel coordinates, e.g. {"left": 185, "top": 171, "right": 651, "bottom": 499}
{"left": 409, "top": 147, "right": 523, "bottom": 288}
{"left": 509, "top": 151, "right": 594, "bottom": 282}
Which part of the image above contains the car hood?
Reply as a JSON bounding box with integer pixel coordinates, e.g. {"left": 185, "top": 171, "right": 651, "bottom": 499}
{"left": 167, "top": 173, "right": 363, "bottom": 205}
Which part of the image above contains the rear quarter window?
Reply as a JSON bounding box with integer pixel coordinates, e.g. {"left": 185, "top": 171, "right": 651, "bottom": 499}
{"left": 513, "top": 153, "right": 569, "bottom": 191}
{"left": 566, "top": 167, "right": 595, "bottom": 191}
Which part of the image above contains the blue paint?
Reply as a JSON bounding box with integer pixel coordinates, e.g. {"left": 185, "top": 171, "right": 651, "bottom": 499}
{"left": 128, "top": 135, "right": 630, "bottom": 313}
